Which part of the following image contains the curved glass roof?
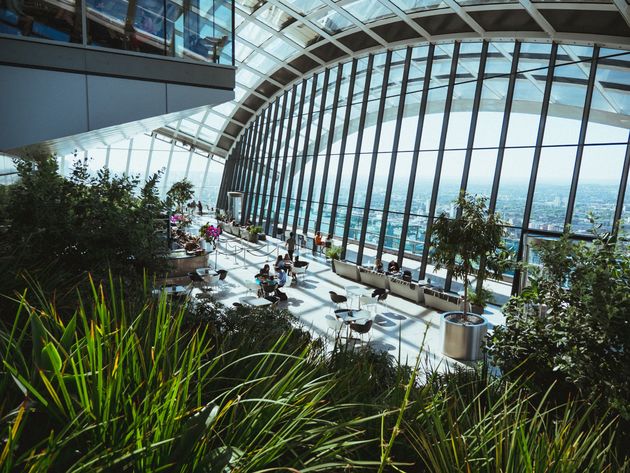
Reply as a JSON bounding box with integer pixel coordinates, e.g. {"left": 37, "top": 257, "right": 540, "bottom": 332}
{"left": 160, "top": 0, "right": 630, "bottom": 159}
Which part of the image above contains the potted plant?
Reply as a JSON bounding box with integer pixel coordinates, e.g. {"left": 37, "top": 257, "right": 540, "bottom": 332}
{"left": 430, "top": 191, "right": 510, "bottom": 361}
{"left": 326, "top": 244, "right": 342, "bottom": 271}
{"left": 467, "top": 287, "right": 494, "bottom": 315}
{"left": 166, "top": 179, "right": 195, "bottom": 214}
{"left": 246, "top": 225, "right": 261, "bottom": 243}
{"left": 199, "top": 222, "right": 221, "bottom": 251}
{"left": 249, "top": 225, "right": 265, "bottom": 241}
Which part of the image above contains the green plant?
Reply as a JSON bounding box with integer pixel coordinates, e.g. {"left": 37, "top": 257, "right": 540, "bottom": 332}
{"left": 487, "top": 223, "right": 630, "bottom": 421}
{"left": 247, "top": 225, "right": 263, "bottom": 235}
{"left": 430, "top": 191, "right": 510, "bottom": 321}
{"left": 325, "top": 244, "right": 342, "bottom": 260}
{"left": 468, "top": 286, "right": 494, "bottom": 309}
{"left": 166, "top": 178, "right": 195, "bottom": 213}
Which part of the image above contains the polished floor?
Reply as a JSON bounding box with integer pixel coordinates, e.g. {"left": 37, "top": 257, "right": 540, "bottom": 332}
{"left": 194, "top": 216, "right": 505, "bottom": 371}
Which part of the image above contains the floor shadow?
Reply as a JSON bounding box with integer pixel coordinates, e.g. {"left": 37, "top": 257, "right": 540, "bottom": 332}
{"left": 381, "top": 311, "right": 407, "bottom": 321}
{"left": 366, "top": 339, "right": 397, "bottom": 352}
{"left": 285, "top": 298, "right": 305, "bottom": 307}
{"left": 374, "top": 315, "right": 396, "bottom": 328}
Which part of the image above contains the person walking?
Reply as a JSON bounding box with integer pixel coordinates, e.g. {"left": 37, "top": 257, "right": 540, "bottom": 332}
{"left": 286, "top": 232, "right": 296, "bottom": 261}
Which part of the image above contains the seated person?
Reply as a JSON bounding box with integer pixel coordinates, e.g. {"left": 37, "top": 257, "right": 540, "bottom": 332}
{"left": 387, "top": 260, "right": 400, "bottom": 274}
{"left": 293, "top": 256, "right": 308, "bottom": 268}
{"left": 373, "top": 258, "right": 384, "bottom": 272}
{"left": 259, "top": 264, "right": 270, "bottom": 277}
{"left": 325, "top": 233, "right": 333, "bottom": 248}
{"left": 314, "top": 231, "right": 323, "bottom": 248}
{"left": 277, "top": 268, "right": 287, "bottom": 288}
{"left": 275, "top": 255, "right": 285, "bottom": 271}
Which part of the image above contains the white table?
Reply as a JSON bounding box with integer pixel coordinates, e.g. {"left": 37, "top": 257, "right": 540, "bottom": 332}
{"left": 345, "top": 286, "right": 373, "bottom": 308}
{"left": 240, "top": 296, "right": 273, "bottom": 307}
{"left": 196, "top": 267, "right": 217, "bottom": 276}
{"left": 334, "top": 309, "right": 370, "bottom": 324}
{"left": 152, "top": 285, "right": 188, "bottom": 297}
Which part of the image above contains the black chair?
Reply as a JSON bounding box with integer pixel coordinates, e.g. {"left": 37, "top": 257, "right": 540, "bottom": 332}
{"left": 217, "top": 269, "right": 228, "bottom": 280}
{"left": 188, "top": 271, "right": 209, "bottom": 292}
{"left": 349, "top": 319, "right": 373, "bottom": 344}
{"left": 262, "top": 283, "right": 277, "bottom": 298}
{"left": 402, "top": 270, "right": 412, "bottom": 282}
{"left": 329, "top": 291, "right": 348, "bottom": 312}
{"left": 371, "top": 289, "right": 389, "bottom": 314}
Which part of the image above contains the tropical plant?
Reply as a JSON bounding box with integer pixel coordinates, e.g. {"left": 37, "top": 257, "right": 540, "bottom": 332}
{"left": 487, "top": 224, "right": 630, "bottom": 421}
{"left": 325, "top": 244, "right": 342, "bottom": 260}
{"left": 468, "top": 286, "right": 494, "bottom": 311}
{"left": 429, "top": 191, "right": 509, "bottom": 321}
{"left": 166, "top": 178, "right": 195, "bottom": 213}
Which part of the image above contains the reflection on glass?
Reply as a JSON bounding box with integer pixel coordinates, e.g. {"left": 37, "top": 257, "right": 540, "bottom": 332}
{"left": 1, "top": 0, "right": 81, "bottom": 43}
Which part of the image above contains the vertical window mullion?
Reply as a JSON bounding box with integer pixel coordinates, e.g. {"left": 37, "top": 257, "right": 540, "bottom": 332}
{"left": 303, "top": 68, "right": 331, "bottom": 236}
{"left": 564, "top": 46, "right": 599, "bottom": 227}
{"left": 419, "top": 42, "right": 461, "bottom": 281}
{"left": 282, "top": 79, "right": 309, "bottom": 232}
{"left": 293, "top": 76, "right": 320, "bottom": 232}
{"left": 252, "top": 105, "right": 274, "bottom": 223}
{"left": 258, "top": 99, "right": 281, "bottom": 226}
{"left": 397, "top": 46, "right": 435, "bottom": 266}
{"left": 377, "top": 47, "right": 412, "bottom": 259}
{"left": 244, "top": 115, "right": 266, "bottom": 221}
{"left": 314, "top": 65, "right": 344, "bottom": 236}
{"left": 272, "top": 85, "right": 298, "bottom": 236}
{"left": 329, "top": 59, "right": 358, "bottom": 235}
{"left": 265, "top": 93, "right": 289, "bottom": 233}
{"left": 356, "top": 50, "right": 393, "bottom": 264}
{"left": 513, "top": 42, "right": 558, "bottom": 294}
{"left": 341, "top": 55, "right": 375, "bottom": 259}
{"left": 613, "top": 132, "right": 630, "bottom": 238}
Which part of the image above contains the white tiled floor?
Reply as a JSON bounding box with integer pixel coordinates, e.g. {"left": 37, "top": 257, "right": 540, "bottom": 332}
{"left": 192, "top": 216, "right": 504, "bottom": 371}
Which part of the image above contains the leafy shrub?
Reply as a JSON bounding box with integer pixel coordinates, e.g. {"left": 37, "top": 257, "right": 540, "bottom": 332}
{"left": 0, "top": 156, "right": 168, "bottom": 319}
{"left": 486, "top": 228, "right": 630, "bottom": 420}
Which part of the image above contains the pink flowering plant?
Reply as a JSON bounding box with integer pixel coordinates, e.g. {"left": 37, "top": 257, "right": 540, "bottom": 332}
{"left": 199, "top": 223, "right": 221, "bottom": 247}
{"left": 170, "top": 213, "right": 192, "bottom": 226}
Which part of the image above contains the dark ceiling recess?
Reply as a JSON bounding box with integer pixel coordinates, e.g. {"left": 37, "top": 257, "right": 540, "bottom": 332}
{"left": 541, "top": 10, "right": 630, "bottom": 37}
{"left": 224, "top": 122, "right": 241, "bottom": 137}
{"left": 338, "top": 30, "right": 380, "bottom": 52}
{"left": 289, "top": 54, "right": 320, "bottom": 73}
{"left": 311, "top": 42, "right": 346, "bottom": 62}
{"left": 233, "top": 108, "right": 253, "bottom": 124}
{"left": 217, "top": 136, "right": 233, "bottom": 151}
{"left": 243, "top": 94, "right": 265, "bottom": 110}
{"left": 469, "top": 9, "right": 541, "bottom": 32}
{"left": 372, "top": 20, "right": 421, "bottom": 43}
{"left": 256, "top": 80, "right": 280, "bottom": 96}
{"left": 415, "top": 13, "right": 473, "bottom": 36}
{"left": 270, "top": 67, "right": 299, "bottom": 85}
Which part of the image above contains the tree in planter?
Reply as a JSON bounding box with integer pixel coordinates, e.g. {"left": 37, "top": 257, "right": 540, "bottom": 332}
{"left": 166, "top": 178, "right": 195, "bottom": 213}
{"left": 429, "top": 192, "right": 510, "bottom": 322}
{"left": 325, "top": 244, "right": 342, "bottom": 261}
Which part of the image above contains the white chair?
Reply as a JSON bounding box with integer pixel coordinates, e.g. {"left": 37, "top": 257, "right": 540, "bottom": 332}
{"left": 325, "top": 314, "right": 344, "bottom": 339}
{"left": 291, "top": 264, "right": 307, "bottom": 284}
{"left": 245, "top": 281, "right": 261, "bottom": 297}
{"left": 204, "top": 273, "right": 220, "bottom": 292}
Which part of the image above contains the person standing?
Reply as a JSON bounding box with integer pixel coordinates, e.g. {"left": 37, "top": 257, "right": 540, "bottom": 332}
{"left": 197, "top": 200, "right": 203, "bottom": 215}
{"left": 286, "top": 232, "right": 296, "bottom": 261}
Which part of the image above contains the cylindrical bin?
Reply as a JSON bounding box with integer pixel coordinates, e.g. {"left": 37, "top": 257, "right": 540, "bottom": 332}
{"left": 442, "top": 311, "right": 488, "bottom": 361}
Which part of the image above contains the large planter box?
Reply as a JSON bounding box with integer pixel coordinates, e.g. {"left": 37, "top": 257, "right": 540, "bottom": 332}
{"left": 424, "top": 287, "right": 461, "bottom": 312}
{"left": 358, "top": 267, "right": 389, "bottom": 289}
{"left": 333, "top": 260, "right": 360, "bottom": 281}
{"left": 388, "top": 277, "right": 422, "bottom": 303}
{"left": 167, "top": 250, "right": 208, "bottom": 277}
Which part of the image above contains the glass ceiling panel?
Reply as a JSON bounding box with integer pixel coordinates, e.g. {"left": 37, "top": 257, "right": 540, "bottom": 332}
{"left": 198, "top": 128, "right": 219, "bottom": 143}
{"left": 316, "top": 9, "right": 353, "bottom": 34}
{"left": 265, "top": 36, "right": 298, "bottom": 60}
{"left": 258, "top": 5, "right": 294, "bottom": 31}
{"left": 236, "top": 68, "right": 261, "bottom": 88}
{"left": 396, "top": 0, "right": 447, "bottom": 11}
{"left": 178, "top": 121, "right": 202, "bottom": 136}
{"left": 247, "top": 52, "right": 277, "bottom": 74}
{"left": 239, "top": 21, "right": 272, "bottom": 46}
{"left": 344, "top": 0, "right": 394, "bottom": 23}
{"left": 284, "top": 0, "right": 324, "bottom": 15}
{"left": 284, "top": 23, "right": 321, "bottom": 48}
{"left": 457, "top": 0, "right": 516, "bottom": 5}
{"left": 235, "top": 42, "right": 254, "bottom": 62}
